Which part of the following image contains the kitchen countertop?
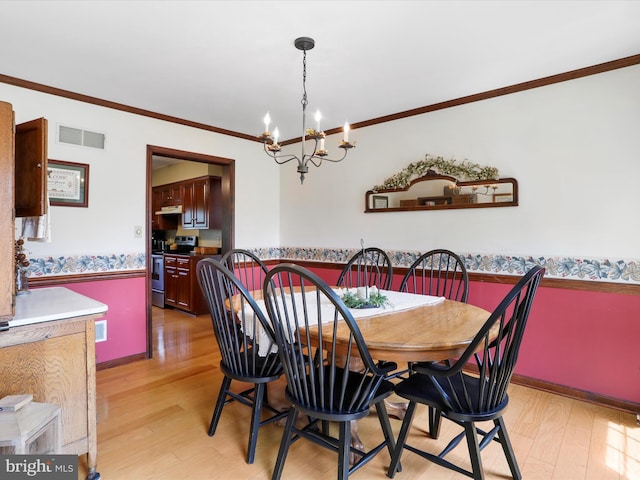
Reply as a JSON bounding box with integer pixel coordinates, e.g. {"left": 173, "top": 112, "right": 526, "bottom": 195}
{"left": 163, "top": 252, "right": 222, "bottom": 258}
{"left": 10, "top": 287, "right": 108, "bottom": 328}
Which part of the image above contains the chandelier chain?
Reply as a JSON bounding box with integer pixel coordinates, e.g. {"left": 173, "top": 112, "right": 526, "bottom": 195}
{"left": 301, "top": 49, "right": 308, "bottom": 109}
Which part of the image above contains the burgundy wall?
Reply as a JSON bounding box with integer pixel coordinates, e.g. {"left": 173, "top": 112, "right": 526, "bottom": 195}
{"left": 469, "top": 280, "right": 640, "bottom": 403}
{"left": 307, "top": 265, "right": 640, "bottom": 404}
{"left": 46, "top": 266, "right": 640, "bottom": 404}
{"left": 61, "top": 277, "right": 147, "bottom": 364}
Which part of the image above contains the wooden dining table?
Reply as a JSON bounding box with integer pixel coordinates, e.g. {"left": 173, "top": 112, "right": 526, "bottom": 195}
{"left": 317, "top": 297, "right": 491, "bottom": 364}
{"left": 229, "top": 288, "right": 492, "bottom": 462}
{"left": 230, "top": 288, "right": 492, "bottom": 373}
{"left": 232, "top": 288, "right": 491, "bottom": 364}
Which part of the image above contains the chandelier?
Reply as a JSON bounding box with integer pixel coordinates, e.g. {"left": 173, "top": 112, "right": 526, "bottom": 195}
{"left": 259, "top": 37, "right": 355, "bottom": 184}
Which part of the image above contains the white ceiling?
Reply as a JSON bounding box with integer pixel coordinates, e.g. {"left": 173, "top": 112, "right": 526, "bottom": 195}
{"left": 1, "top": 1, "right": 639, "bottom": 141}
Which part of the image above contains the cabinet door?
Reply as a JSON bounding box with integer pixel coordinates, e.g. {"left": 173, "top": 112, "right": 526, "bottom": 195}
{"left": 176, "top": 269, "right": 190, "bottom": 309}
{"left": 15, "top": 117, "right": 48, "bottom": 218}
{"left": 160, "top": 183, "right": 182, "bottom": 207}
{"left": 164, "top": 259, "right": 177, "bottom": 307}
{"left": 181, "top": 181, "right": 195, "bottom": 228}
{"left": 151, "top": 188, "right": 163, "bottom": 230}
{"left": 208, "top": 176, "right": 222, "bottom": 229}
{"left": 192, "top": 177, "right": 210, "bottom": 229}
{"left": 169, "top": 184, "right": 182, "bottom": 206}
{"left": 159, "top": 186, "right": 171, "bottom": 206}
{"left": 0, "top": 102, "right": 14, "bottom": 320}
{"left": 152, "top": 186, "right": 178, "bottom": 231}
{"left": 0, "top": 318, "right": 94, "bottom": 455}
{"left": 176, "top": 258, "right": 191, "bottom": 309}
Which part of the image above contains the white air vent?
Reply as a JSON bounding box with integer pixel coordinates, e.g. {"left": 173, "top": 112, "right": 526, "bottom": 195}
{"left": 59, "top": 125, "right": 105, "bottom": 149}
{"left": 95, "top": 320, "right": 107, "bottom": 343}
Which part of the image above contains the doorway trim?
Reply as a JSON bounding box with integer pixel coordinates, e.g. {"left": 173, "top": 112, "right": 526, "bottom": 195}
{"left": 146, "top": 145, "right": 235, "bottom": 358}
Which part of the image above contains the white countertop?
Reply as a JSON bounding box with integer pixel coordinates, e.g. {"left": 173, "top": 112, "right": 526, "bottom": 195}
{"left": 10, "top": 287, "right": 108, "bottom": 328}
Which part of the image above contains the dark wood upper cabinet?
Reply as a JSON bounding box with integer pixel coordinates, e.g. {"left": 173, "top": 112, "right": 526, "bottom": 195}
{"left": 181, "top": 176, "right": 221, "bottom": 230}
{"left": 15, "top": 117, "right": 48, "bottom": 218}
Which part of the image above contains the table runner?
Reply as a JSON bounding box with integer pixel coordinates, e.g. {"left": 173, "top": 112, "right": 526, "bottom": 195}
{"left": 248, "top": 289, "right": 445, "bottom": 356}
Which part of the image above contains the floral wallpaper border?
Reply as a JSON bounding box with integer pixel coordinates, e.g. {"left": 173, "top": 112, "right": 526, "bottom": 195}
{"left": 25, "top": 248, "right": 640, "bottom": 284}
{"left": 27, "top": 253, "right": 146, "bottom": 277}
{"left": 263, "top": 247, "right": 640, "bottom": 284}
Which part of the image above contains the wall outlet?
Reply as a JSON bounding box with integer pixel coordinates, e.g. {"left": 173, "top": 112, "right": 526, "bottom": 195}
{"left": 134, "top": 225, "right": 142, "bottom": 238}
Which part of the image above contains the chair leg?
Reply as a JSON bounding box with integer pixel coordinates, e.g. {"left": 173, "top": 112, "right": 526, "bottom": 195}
{"left": 271, "top": 408, "right": 298, "bottom": 480}
{"left": 464, "top": 422, "right": 485, "bottom": 480}
{"left": 428, "top": 406, "right": 442, "bottom": 439}
{"left": 387, "top": 401, "right": 417, "bottom": 478}
{"left": 338, "top": 420, "right": 351, "bottom": 480}
{"left": 374, "top": 400, "right": 397, "bottom": 462}
{"left": 495, "top": 417, "right": 522, "bottom": 480}
{"left": 209, "top": 376, "right": 232, "bottom": 436}
{"left": 246, "top": 382, "right": 265, "bottom": 464}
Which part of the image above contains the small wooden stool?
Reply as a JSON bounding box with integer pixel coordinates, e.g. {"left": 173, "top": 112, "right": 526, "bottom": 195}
{"left": 0, "top": 394, "right": 62, "bottom": 454}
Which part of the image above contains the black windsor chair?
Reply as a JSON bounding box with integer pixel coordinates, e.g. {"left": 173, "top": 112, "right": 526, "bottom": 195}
{"left": 263, "top": 263, "right": 397, "bottom": 480}
{"left": 196, "top": 258, "right": 287, "bottom": 464}
{"left": 387, "top": 266, "right": 545, "bottom": 480}
{"left": 399, "top": 248, "right": 468, "bottom": 302}
{"left": 399, "top": 248, "right": 470, "bottom": 430}
{"left": 337, "top": 247, "right": 394, "bottom": 291}
{"left": 221, "top": 248, "right": 269, "bottom": 293}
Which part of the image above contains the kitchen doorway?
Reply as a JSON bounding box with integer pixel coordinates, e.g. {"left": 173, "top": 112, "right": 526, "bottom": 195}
{"left": 146, "top": 145, "right": 235, "bottom": 358}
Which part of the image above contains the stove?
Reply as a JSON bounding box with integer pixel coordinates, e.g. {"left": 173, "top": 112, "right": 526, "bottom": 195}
{"left": 169, "top": 235, "right": 198, "bottom": 254}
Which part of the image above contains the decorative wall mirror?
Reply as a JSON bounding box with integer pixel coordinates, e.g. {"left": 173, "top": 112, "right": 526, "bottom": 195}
{"left": 364, "top": 155, "right": 518, "bottom": 213}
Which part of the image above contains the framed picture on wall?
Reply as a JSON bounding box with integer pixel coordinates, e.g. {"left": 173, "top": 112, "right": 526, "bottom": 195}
{"left": 372, "top": 195, "right": 389, "bottom": 209}
{"left": 48, "top": 159, "right": 89, "bottom": 207}
{"left": 492, "top": 193, "right": 513, "bottom": 203}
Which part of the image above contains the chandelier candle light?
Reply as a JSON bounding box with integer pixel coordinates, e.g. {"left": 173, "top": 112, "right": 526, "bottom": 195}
{"left": 259, "top": 37, "right": 355, "bottom": 184}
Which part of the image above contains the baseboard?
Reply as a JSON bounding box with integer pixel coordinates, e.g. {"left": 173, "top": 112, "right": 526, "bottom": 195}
{"left": 459, "top": 365, "right": 639, "bottom": 415}
{"left": 510, "top": 372, "right": 640, "bottom": 415}
{"left": 97, "top": 352, "right": 148, "bottom": 371}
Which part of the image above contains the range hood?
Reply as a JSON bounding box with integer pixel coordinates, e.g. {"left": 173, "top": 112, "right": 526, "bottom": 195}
{"left": 155, "top": 205, "right": 182, "bottom": 215}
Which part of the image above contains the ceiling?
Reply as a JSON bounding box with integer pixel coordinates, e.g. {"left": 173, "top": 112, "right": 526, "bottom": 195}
{"left": 1, "top": 1, "right": 639, "bottom": 143}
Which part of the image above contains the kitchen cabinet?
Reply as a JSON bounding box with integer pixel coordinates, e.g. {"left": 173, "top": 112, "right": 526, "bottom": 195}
{"left": 151, "top": 186, "right": 178, "bottom": 231}
{"left": 152, "top": 176, "right": 221, "bottom": 231}
{"left": 161, "top": 183, "right": 182, "bottom": 207}
{"left": 3, "top": 287, "right": 108, "bottom": 480}
{"left": 164, "top": 254, "right": 210, "bottom": 314}
{"left": 181, "top": 176, "right": 222, "bottom": 230}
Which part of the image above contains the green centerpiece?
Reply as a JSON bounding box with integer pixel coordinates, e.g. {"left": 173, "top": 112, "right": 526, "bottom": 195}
{"left": 341, "top": 289, "right": 391, "bottom": 309}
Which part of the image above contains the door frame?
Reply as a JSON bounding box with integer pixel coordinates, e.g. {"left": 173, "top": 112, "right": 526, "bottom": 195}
{"left": 145, "top": 145, "right": 235, "bottom": 358}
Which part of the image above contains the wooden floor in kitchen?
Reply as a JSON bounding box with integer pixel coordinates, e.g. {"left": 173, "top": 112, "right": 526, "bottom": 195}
{"left": 78, "top": 306, "right": 639, "bottom": 479}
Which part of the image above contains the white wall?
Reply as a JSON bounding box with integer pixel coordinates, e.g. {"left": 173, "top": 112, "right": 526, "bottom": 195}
{"left": 279, "top": 64, "right": 640, "bottom": 260}
{"left": 4, "top": 63, "right": 639, "bottom": 264}
{"left": 2, "top": 83, "right": 281, "bottom": 257}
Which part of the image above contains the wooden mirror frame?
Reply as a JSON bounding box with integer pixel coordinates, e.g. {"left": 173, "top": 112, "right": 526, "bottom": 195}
{"left": 365, "top": 174, "right": 518, "bottom": 213}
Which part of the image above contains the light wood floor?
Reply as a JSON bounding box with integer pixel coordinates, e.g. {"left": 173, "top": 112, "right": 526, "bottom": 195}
{"left": 78, "top": 307, "right": 640, "bottom": 479}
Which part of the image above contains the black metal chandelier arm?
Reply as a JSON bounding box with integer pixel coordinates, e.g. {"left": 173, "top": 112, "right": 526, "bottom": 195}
{"left": 263, "top": 143, "right": 299, "bottom": 165}
{"left": 306, "top": 148, "right": 350, "bottom": 168}
{"left": 271, "top": 154, "right": 300, "bottom": 166}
